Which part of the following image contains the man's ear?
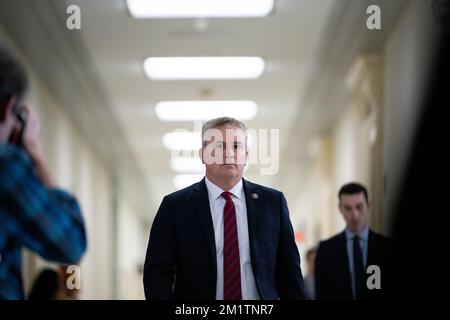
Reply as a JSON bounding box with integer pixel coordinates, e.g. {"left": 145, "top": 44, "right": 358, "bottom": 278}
{"left": 0, "top": 96, "right": 16, "bottom": 121}
{"left": 199, "top": 148, "right": 205, "bottom": 164}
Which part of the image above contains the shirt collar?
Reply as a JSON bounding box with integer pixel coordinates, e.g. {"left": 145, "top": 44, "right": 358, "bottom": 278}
{"left": 345, "top": 225, "right": 369, "bottom": 241}
{"left": 204, "top": 176, "right": 244, "bottom": 200}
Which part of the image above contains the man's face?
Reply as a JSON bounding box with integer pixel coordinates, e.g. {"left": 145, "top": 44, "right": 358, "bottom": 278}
{"left": 339, "top": 192, "right": 370, "bottom": 234}
{"left": 200, "top": 125, "right": 248, "bottom": 182}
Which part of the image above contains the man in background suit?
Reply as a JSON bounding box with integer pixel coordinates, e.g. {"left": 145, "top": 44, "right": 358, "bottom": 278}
{"left": 315, "top": 182, "right": 392, "bottom": 300}
{"left": 143, "top": 117, "right": 306, "bottom": 300}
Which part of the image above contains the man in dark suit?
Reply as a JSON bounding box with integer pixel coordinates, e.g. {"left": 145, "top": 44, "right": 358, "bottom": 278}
{"left": 143, "top": 117, "right": 306, "bottom": 300}
{"left": 315, "top": 183, "right": 391, "bottom": 300}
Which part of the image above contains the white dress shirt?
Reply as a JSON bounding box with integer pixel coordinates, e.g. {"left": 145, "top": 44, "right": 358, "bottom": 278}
{"left": 204, "top": 176, "right": 260, "bottom": 300}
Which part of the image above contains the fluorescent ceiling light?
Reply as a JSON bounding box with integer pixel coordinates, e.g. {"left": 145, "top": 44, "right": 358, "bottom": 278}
{"left": 163, "top": 132, "right": 201, "bottom": 150}
{"left": 144, "top": 57, "right": 265, "bottom": 80}
{"left": 127, "top": 0, "right": 274, "bottom": 18}
{"left": 174, "top": 174, "right": 204, "bottom": 190}
{"left": 156, "top": 100, "right": 258, "bottom": 121}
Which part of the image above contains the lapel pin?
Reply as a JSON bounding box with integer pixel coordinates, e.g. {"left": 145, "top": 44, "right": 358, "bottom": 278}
{"left": 251, "top": 193, "right": 259, "bottom": 200}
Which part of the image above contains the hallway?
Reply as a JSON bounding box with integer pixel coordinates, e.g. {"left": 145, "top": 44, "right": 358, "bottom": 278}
{"left": 0, "top": 0, "right": 442, "bottom": 299}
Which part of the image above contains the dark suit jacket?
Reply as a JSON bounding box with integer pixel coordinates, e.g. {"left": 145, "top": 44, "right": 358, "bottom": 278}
{"left": 143, "top": 178, "right": 306, "bottom": 300}
{"left": 315, "top": 229, "right": 392, "bottom": 300}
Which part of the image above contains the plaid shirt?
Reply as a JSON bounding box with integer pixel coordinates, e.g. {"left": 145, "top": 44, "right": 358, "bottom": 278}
{"left": 0, "top": 144, "right": 87, "bottom": 299}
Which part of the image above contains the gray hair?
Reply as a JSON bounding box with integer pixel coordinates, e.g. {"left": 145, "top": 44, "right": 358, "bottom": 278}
{"left": 201, "top": 117, "right": 247, "bottom": 147}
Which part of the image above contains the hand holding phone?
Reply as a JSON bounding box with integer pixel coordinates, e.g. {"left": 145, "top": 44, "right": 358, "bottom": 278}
{"left": 9, "top": 101, "right": 28, "bottom": 147}
{"left": 17, "top": 105, "right": 43, "bottom": 158}
{"left": 11, "top": 104, "right": 53, "bottom": 187}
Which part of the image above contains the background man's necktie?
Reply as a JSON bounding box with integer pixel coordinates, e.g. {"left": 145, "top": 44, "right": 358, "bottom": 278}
{"left": 222, "top": 191, "right": 242, "bottom": 300}
{"left": 353, "top": 235, "right": 365, "bottom": 299}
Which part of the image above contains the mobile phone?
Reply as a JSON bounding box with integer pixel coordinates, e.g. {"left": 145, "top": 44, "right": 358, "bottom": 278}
{"left": 9, "top": 100, "right": 27, "bottom": 147}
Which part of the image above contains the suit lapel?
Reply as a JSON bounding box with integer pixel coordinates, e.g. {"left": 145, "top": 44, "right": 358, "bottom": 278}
{"left": 367, "top": 229, "right": 378, "bottom": 266}
{"left": 243, "top": 179, "right": 261, "bottom": 274}
{"left": 190, "top": 178, "right": 261, "bottom": 283}
{"left": 191, "top": 179, "right": 217, "bottom": 272}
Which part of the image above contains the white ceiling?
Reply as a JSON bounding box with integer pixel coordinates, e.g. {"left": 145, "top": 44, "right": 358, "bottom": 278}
{"left": 0, "top": 0, "right": 410, "bottom": 224}
{"left": 71, "top": 0, "right": 338, "bottom": 206}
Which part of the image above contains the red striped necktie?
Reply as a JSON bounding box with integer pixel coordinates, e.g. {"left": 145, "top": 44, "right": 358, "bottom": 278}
{"left": 221, "top": 191, "right": 242, "bottom": 300}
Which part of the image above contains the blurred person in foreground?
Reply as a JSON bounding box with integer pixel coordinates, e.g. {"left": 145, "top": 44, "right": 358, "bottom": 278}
{"left": 389, "top": 3, "right": 450, "bottom": 297}
{"left": 0, "top": 45, "right": 87, "bottom": 300}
